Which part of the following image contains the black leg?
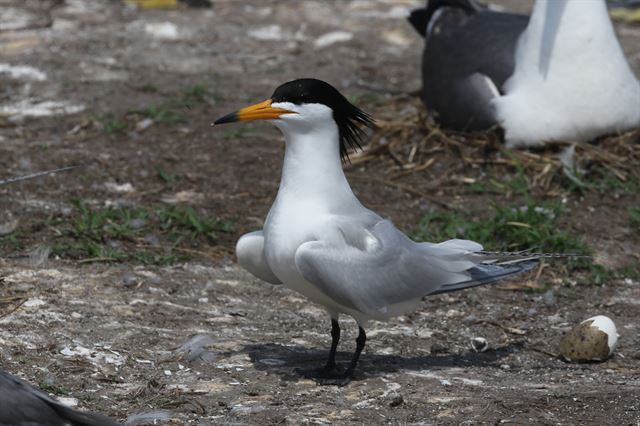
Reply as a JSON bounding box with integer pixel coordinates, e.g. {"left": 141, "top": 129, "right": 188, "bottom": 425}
{"left": 323, "top": 318, "right": 340, "bottom": 372}
{"left": 343, "top": 326, "right": 366, "bottom": 379}
{"left": 297, "top": 318, "right": 341, "bottom": 379}
{"left": 316, "top": 326, "right": 366, "bottom": 386}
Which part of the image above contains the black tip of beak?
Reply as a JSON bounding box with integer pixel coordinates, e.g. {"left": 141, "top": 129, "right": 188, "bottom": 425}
{"left": 213, "top": 111, "right": 239, "bottom": 126}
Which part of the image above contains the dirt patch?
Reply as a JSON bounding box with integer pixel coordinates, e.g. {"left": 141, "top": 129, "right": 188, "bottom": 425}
{"left": 1, "top": 0, "right": 639, "bottom": 424}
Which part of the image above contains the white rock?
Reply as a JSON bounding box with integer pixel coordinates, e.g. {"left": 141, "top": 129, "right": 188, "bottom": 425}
{"left": 0, "top": 99, "right": 85, "bottom": 119}
{"left": 249, "top": 25, "right": 286, "bottom": 41}
{"left": 24, "top": 298, "right": 46, "bottom": 308}
{"left": 104, "top": 182, "right": 134, "bottom": 193}
{"left": 313, "top": 31, "right": 353, "bottom": 49}
{"left": 0, "top": 63, "right": 46, "bottom": 81}
{"left": 144, "top": 22, "right": 179, "bottom": 40}
{"left": 258, "top": 358, "right": 285, "bottom": 366}
{"left": 56, "top": 397, "right": 78, "bottom": 408}
{"left": 135, "top": 118, "right": 154, "bottom": 132}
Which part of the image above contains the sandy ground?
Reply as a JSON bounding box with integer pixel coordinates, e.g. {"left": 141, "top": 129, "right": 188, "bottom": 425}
{"left": 1, "top": 0, "right": 640, "bottom": 424}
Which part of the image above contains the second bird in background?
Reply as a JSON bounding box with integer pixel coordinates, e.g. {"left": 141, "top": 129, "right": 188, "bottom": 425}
{"left": 409, "top": 0, "right": 640, "bottom": 148}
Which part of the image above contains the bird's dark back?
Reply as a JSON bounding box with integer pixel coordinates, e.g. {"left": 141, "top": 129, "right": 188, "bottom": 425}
{"left": 421, "top": 10, "right": 529, "bottom": 130}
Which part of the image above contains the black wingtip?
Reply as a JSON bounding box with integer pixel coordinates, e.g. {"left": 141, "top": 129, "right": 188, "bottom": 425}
{"left": 213, "top": 111, "right": 239, "bottom": 125}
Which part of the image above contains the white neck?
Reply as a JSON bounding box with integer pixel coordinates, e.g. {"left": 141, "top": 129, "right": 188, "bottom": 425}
{"left": 275, "top": 119, "right": 359, "bottom": 211}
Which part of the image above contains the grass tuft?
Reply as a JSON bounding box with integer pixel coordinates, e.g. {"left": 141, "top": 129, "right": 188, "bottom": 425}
{"left": 97, "top": 114, "right": 128, "bottom": 135}
{"left": 629, "top": 207, "right": 640, "bottom": 231}
{"left": 413, "top": 201, "right": 586, "bottom": 254}
{"left": 51, "top": 201, "right": 233, "bottom": 265}
{"left": 98, "top": 83, "right": 212, "bottom": 135}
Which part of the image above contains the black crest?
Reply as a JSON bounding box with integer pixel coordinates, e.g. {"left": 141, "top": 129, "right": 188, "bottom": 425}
{"left": 271, "top": 79, "right": 376, "bottom": 162}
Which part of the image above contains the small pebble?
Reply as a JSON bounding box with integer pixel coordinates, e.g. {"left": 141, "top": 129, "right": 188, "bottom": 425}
{"left": 430, "top": 343, "right": 448, "bottom": 355}
{"left": 175, "top": 334, "right": 217, "bottom": 364}
{"left": 470, "top": 337, "right": 489, "bottom": 353}
{"left": 463, "top": 314, "right": 477, "bottom": 322}
{"left": 144, "top": 234, "right": 160, "bottom": 245}
{"left": 122, "top": 274, "right": 138, "bottom": 287}
{"left": 389, "top": 393, "right": 404, "bottom": 407}
{"left": 129, "top": 218, "right": 147, "bottom": 229}
{"left": 14, "top": 283, "right": 34, "bottom": 292}
{"left": 500, "top": 364, "right": 511, "bottom": 370}
{"left": 42, "top": 373, "right": 56, "bottom": 387}
{"left": 542, "top": 290, "right": 557, "bottom": 306}
{"left": 229, "top": 404, "right": 266, "bottom": 415}
{"left": 146, "top": 274, "right": 162, "bottom": 285}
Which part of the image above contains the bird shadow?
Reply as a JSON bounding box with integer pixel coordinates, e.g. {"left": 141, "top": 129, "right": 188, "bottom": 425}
{"left": 243, "top": 341, "right": 522, "bottom": 383}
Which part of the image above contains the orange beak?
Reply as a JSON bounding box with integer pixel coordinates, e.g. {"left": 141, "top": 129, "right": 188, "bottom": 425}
{"left": 214, "top": 99, "right": 295, "bottom": 125}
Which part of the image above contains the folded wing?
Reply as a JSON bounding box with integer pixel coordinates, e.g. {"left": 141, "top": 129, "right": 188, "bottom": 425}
{"left": 294, "top": 219, "right": 535, "bottom": 317}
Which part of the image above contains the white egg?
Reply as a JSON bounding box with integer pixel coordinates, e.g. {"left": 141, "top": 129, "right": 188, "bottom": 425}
{"left": 559, "top": 315, "right": 619, "bottom": 362}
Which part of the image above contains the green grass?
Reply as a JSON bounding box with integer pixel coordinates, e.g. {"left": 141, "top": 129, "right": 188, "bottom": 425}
{"left": 466, "top": 177, "right": 528, "bottom": 196}
{"left": 50, "top": 200, "right": 233, "bottom": 265}
{"left": 565, "top": 167, "right": 640, "bottom": 196}
{"left": 0, "top": 232, "right": 24, "bottom": 252}
{"left": 181, "top": 83, "right": 208, "bottom": 105}
{"left": 465, "top": 156, "right": 530, "bottom": 196}
{"left": 38, "top": 383, "right": 71, "bottom": 396}
{"left": 97, "top": 114, "right": 128, "bottom": 135}
{"left": 98, "top": 83, "right": 212, "bottom": 135}
{"left": 134, "top": 104, "right": 186, "bottom": 124}
{"left": 465, "top": 155, "right": 639, "bottom": 198}
{"left": 629, "top": 207, "right": 640, "bottom": 230}
{"left": 586, "top": 264, "right": 640, "bottom": 286}
{"left": 593, "top": 172, "right": 640, "bottom": 194}
{"left": 156, "top": 167, "right": 180, "bottom": 185}
{"left": 413, "top": 200, "right": 586, "bottom": 254}
{"left": 158, "top": 205, "right": 233, "bottom": 244}
{"left": 128, "top": 84, "right": 213, "bottom": 124}
{"left": 411, "top": 200, "right": 640, "bottom": 285}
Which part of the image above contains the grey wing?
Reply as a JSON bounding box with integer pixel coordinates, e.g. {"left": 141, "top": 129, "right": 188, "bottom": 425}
{"left": 294, "top": 220, "right": 474, "bottom": 316}
{"left": 294, "top": 220, "right": 535, "bottom": 317}
{"left": 236, "top": 231, "right": 282, "bottom": 284}
{"left": 0, "top": 369, "right": 119, "bottom": 426}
